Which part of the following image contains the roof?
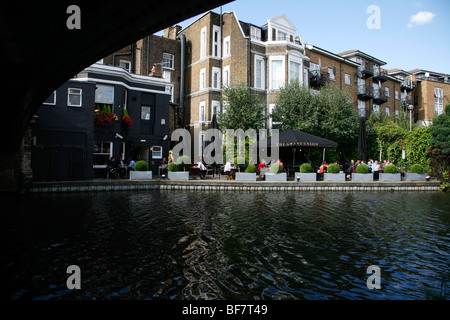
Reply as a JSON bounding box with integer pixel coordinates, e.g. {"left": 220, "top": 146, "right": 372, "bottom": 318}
{"left": 306, "top": 45, "right": 360, "bottom": 67}
{"left": 338, "top": 49, "right": 387, "bottom": 66}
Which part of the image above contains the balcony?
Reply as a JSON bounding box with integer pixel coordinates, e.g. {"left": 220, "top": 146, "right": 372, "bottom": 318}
{"left": 401, "top": 98, "right": 414, "bottom": 110}
{"left": 373, "top": 69, "right": 388, "bottom": 83}
{"left": 309, "top": 69, "right": 328, "bottom": 89}
{"left": 401, "top": 79, "right": 416, "bottom": 92}
{"left": 358, "top": 62, "right": 373, "bottom": 79}
{"left": 357, "top": 85, "right": 373, "bottom": 100}
{"left": 373, "top": 89, "right": 388, "bottom": 104}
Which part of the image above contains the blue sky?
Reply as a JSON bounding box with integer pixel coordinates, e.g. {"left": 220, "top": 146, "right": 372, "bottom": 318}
{"left": 158, "top": 0, "right": 450, "bottom": 74}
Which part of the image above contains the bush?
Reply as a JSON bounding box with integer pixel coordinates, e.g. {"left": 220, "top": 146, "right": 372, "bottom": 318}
{"left": 300, "top": 163, "right": 313, "bottom": 173}
{"left": 168, "top": 162, "right": 179, "bottom": 172}
{"left": 356, "top": 164, "right": 369, "bottom": 173}
{"left": 383, "top": 164, "right": 397, "bottom": 173}
{"left": 176, "top": 155, "right": 190, "bottom": 165}
{"left": 269, "top": 163, "right": 283, "bottom": 173}
{"left": 327, "top": 163, "right": 340, "bottom": 173}
{"left": 410, "top": 164, "right": 424, "bottom": 174}
{"left": 135, "top": 160, "right": 148, "bottom": 171}
{"left": 245, "top": 164, "right": 257, "bottom": 173}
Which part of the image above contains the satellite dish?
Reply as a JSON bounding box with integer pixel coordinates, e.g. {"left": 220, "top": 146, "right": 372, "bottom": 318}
{"left": 425, "top": 72, "right": 430, "bottom": 78}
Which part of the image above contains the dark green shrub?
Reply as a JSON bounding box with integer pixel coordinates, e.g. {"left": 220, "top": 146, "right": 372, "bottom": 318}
{"left": 176, "top": 155, "right": 190, "bottom": 165}
{"left": 245, "top": 164, "right": 257, "bottom": 173}
{"left": 410, "top": 164, "right": 424, "bottom": 174}
{"left": 168, "top": 162, "right": 179, "bottom": 172}
{"left": 327, "top": 163, "right": 340, "bottom": 173}
{"left": 356, "top": 164, "right": 369, "bottom": 173}
{"left": 384, "top": 164, "right": 397, "bottom": 173}
{"left": 135, "top": 160, "right": 148, "bottom": 171}
{"left": 269, "top": 163, "right": 283, "bottom": 173}
{"left": 300, "top": 163, "right": 313, "bottom": 173}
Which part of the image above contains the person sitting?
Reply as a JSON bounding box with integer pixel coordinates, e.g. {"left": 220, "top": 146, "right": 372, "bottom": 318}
{"left": 197, "top": 159, "right": 207, "bottom": 178}
{"left": 107, "top": 157, "right": 118, "bottom": 178}
{"left": 224, "top": 158, "right": 234, "bottom": 180}
{"left": 257, "top": 159, "right": 266, "bottom": 177}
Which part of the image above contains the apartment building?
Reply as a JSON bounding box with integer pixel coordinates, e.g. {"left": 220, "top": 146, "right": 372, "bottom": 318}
{"left": 179, "top": 11, "right": 310, "bottom": 143}
{"left": 305, "top": 45, "right": 360, "bottom": 106}
{"left": 339, "top": 50, "right": 403, "bottom": 119}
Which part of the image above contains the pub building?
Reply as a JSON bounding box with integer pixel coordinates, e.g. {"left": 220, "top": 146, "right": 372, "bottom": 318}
{"left": 31, "top": 62, "right": 172, "bottom": 181}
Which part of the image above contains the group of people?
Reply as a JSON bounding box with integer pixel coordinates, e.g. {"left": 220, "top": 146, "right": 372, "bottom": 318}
{"left": 344, "top": 159, "right": 393, "bottom": 175}
{"left": 222, "top": 158, "right": 284, "bottom": 180}
{"left": 107, "top": 156, "right": 135, "bottom": 178}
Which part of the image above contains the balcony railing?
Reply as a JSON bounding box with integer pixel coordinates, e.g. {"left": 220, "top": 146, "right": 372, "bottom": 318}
{"left": 373, "top": 69, "right": 388, "bottom": 83}
{"left": 401, "top": 79, "right": 416, "bottom": 91}
{"left": 357, "top": 85, "right": 373, "bottom": 100}
{"left": 309, "top": 69, "right": 328, "bottom": 88}
{"left": 358, "top": 62, "right": 373, "bottom": 79}
{"left": 373, "top": 89, "right": 388, "bottom": 104}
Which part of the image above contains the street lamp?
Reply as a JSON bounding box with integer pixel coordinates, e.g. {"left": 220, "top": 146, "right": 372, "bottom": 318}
{"left": 408, "top": 104, "right": 414, "bottom": 132}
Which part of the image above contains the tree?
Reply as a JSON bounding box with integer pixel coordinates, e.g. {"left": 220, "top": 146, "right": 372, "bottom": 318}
{"left": 218, "top": 83, "right": 267, "bottom": 131}
{"left": 427, "top": 104, "right": 450, "bottom": 181}
{"left": 272, "top": 81, "right": 359, "bottom": 161}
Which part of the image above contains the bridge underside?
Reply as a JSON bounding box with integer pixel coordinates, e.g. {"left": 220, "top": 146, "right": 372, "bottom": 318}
{"left": 1, "top": 0, "right": 231, "bottom": 192}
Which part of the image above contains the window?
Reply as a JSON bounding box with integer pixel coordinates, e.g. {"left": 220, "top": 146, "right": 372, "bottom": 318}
{"left": 213, "top": 26, "right": 221, "bottom": 58}
{"left": 358, "top": 100, "right": 366, "bottom": 117}
{"left": 211, "top": 100, "right": 220, "bottom": 120}
{"left": 328, "top": 68, "right": 335, "bottom": 81}
{"left": 395, "top": 110, "right": 399, "bottom": 117}
{"left": 93, "top": 141, "right": 112, "bottom": 166}
{"left": 199, "top": 101, "right": 205, "bottom": 123}
{"left": 163, "top": 53, "right": 174, "bottom": 69}
{"left": 223, "top": 36, "right": 230, "bottom": 57}
{"left": 395, "top": 90, "right": 399, "bottom": 100}
{"left": 385, "top": 107, "right": 390, "bottom": 116}
{"left": 152, "top": 146, "right": 162, "bottom": 159}
{"left": 250, "top": 26, "right": 261, "bottom": 40}
{"left": 95, "top": 85, "right": 114, "bottom": 104}
{"left": 289, "top": 61, "right": 301, "bottom": 83}
{"left": 120, "top": 60, "right": 131, "bottom": 72}
{"left": 141, "top": 106, "right": 151, "bottom": 120}
{"left": 200, "top": 68, "right": 206, "bottom": 90}
{"left": 200, "top": 26, "right": 207, "bottom": 59}
{"left": 223, "top": 65, "right": 230, "bottom": 87}
{"left": 254, "top": 55, "right": 265, "bottom": 89}
{"left": 277, "top": 30, "right": 287, "bottom": 41}
{"left": 373, "top": 104, "right": 380, "bottom": 113}
{"left": 385, "top": 87, "right": 390, "bottom": 97}
{"left": 435, "top": 87, "right": 444, "bottom": 115}
{"left": 43, "top": 91, "right": 56, "bottom": 105}
{"left": 345, "top": 74, "right": 351, "bottom": 85}
{"left": 212, "top": 67, "right": 221, "bottom": 89}
{"left": 68, "top": 88, "right": 82, "bottom": 107}
{"left": 270, "top": 57, "right": 285, "bottom": 89}
{"left": 303, "top": 69, "right": 309, "bottom": 87}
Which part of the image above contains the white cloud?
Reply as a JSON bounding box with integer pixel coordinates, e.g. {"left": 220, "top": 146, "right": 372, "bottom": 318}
{"left": 407, "top": 11, "right": 436, "bottom": 28}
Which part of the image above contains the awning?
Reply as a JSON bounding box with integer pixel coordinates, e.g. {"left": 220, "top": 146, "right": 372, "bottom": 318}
{"left": 259, "top": 129, "right": 338, "bottom": 148}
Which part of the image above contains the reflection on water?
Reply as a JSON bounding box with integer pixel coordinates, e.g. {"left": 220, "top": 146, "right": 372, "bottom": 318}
{"left": 2, "top": 191, "right": 449, "bottom": 300}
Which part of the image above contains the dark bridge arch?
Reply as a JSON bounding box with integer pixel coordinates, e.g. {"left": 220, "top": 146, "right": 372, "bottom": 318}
{"left": 2, "top": 0, "right": 231, "bottom": 192}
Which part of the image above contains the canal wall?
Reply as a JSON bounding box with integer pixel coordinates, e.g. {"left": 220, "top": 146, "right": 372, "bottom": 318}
{"left": 29, "top": 179, "right": 441, "bottom": 193}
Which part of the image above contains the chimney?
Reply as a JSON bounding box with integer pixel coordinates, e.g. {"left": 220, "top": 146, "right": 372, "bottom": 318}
{"left": 163, "top": 25, "right": 182, "bottom": 40}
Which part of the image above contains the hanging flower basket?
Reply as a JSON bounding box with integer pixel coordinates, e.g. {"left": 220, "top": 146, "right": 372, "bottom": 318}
{"left": 94, "top": 104, "right": 118, "bottom": 127}
{"left": 122, "top": 107, "right": 133, "bottom": 129}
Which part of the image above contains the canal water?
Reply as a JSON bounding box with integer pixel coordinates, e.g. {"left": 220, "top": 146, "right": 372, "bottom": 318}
{"left": 2, "top": 190, "right": 449, "bottom": 300}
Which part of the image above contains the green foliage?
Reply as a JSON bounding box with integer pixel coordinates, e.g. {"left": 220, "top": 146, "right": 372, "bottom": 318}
{"left": 429, "top": 103, "right": 450, "bottom": 155}
{"left": 269, "top": 163, "right": 283, "bottom": 173}
{"left": 356, "top": 164, "right": 369, "bottom": 173}
{"left": 245, "top": 164, "right": 257, "bottom": 173}
{"left": 176, "top": 155, "right": 190, "bottom": 165}
{"left": 218, "top": 82, "right": 267, "bottom": 130}
{"left": 168, "top": 162, "right": 179, "bottom": 172}
{"left": 410, "top": 164, "right": 424, "bottom": 174}
{"left": 272, "top": 82, "right": 359, "bottom": 157}
{"left": 135, "top": 160, "right": 148, "bottom": 171}
{"left": 383, "top": 164, "right": 397, "bottom": 173}
{"left": 327, "top": 163, "right": 340, "bottom": 173}
{"left": 300, "top": 163, "right": 313, "bottom": 173}
{"left": 366, "top": 112, "right": 431, "bottom": 169}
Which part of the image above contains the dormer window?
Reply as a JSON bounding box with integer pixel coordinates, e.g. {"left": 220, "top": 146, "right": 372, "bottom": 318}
{"left": 250, "top": 26, "right": 261, "bottom": 41}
